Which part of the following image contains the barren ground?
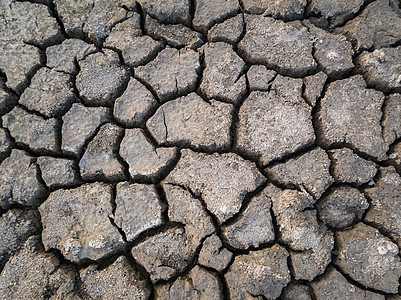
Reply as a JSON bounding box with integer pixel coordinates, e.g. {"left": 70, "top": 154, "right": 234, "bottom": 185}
{"left": 1, "top": 0, "right": 401, "bottom": 299}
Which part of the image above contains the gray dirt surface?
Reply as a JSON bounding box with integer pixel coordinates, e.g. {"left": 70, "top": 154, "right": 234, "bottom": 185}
{"left": 1, "top": 0, "right": 401, "bottom": 298}
{"left": 236, "top": 75, "right": 315, "bottom": 165}
{"left": 146, "top": 92, "right": 233, "bottom": 150}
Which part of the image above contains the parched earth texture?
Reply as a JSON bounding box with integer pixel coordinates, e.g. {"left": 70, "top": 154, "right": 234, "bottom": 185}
{"left": 1, "top": 0, "right": 401, "bottom": 299}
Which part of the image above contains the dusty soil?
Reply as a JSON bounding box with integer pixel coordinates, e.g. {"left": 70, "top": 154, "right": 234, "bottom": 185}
{"left": 1, "top": 0, "right": 401, "bottom": 299}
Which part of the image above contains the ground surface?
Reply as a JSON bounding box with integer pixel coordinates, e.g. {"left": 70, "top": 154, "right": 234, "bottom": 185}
{"left": 1, "top": 0, "right": 401, "bottom": 299}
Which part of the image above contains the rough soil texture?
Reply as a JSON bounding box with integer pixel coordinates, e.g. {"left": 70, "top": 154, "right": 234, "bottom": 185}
{"left": 1, "top": 0, "right": 401, "bottom": 299}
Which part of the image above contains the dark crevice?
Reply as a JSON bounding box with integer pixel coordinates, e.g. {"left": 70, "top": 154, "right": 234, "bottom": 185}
{"left": 125, "top": 253, "right": 156, "bottom": 300}
{"left": 66, "top": 116, "right": 111, "bottom": 159}
{"left": 301, "top": 80, "right": 313, "bottom": 108}
{"left": 132, "top": 74, "right": 161, "bottom": 103}
{"left": 263, "top": 144, "right": 318, "bottom": 171}
{"left": 108, "top": 184, "right": 128, "bottom": 243}
{"left": 11, "top": 46, "right": 46, "bottom": 96}
{"left": 15, "top": 102, "right": 51, "bottom": 120}
{"left": 321, "top": 142, "right": 396, "bottom": 169}
{"left": 379, "top": 95, "right": 389, "bottom": 141}
{"left": 154, "top": 183, "right": 169, "bottom": 224}
{"left": 9, "top": 140, "right": 61, "bottom": 158}
{"left": 102, "top": 45, "right": 128, "bottom": 69}
{"left": 218, "top": 273, "right": 232, "bottom": 300}
{"left": 331, "top": 263, "right": 390, "bottom": 296}
{"left": 135, "top": 2, "right": 146, "bottom": 35}
{"left": 325, "top": 148, "right": 339, "bottom": 182}
{"left": 194, "top": 49, "right": 206, "bottom": 95}
{"left": 361, "top": 218, "right": 400, "bottom": 248}
{"left": 189, "top": 0, "right": 196, "bottom": 24}
{"left": 220, "top": 180, "right": 268, "bottom": 228}
{"left": 305, "top": 0, "right": 375, "bottom": 31}
{"left": 113, "top": 127, "right": 131, "bottom": 181}
{"left": 164, "top": 183, "right": 269, "bottom": 257}
{"left": 48, "top": 0, "right": 69, "bottom": 39}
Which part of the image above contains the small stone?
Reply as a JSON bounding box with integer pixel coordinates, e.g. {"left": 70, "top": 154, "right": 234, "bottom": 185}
{"left": 222, "top": 186, "right": 275, "bottom": 250}
{"left": 39, "top": 183, "right": 125, "bottom": 263}
{"left": 311, "top": 267, "right": 386, "bottom": 300}
{"left": 335, "top": 223, "right": 401, "bottom": 293}
{"left": 165, "top": 149, "right": 265, "bottom": 223}
{"left": 247, "top": 65, "right": 277, "bottom": 91}
{"left": 46, "top": 39, "right": 97, "bottom": 74}
{"left": 266, "top": 148, "right": 333, "bottom": 199}
{"left": 239, "top": 15, "right": 316, "bottom": 76}
{"left": 131, "top": 227, "right": 199, "bottom": 283}
{"left": 264, "top": 0, "right": 307, "bottom": 21}
{"left": 146, "top": 93, "right": 233, "bottom": 150}
{"left": 76, "top": 50, "right": 129, "bottom": 106}
{"left": 0, "top": 42, "right": 42, "bottom": 94}
{"left": 208, "top": 15, "right": 244, "bottom": 44}
{"left": 79, "top": 123, "right": 126, "bottom": 181}
{"left": 164, "top": 183, "right": 215, "bottom": 242}
{"left": 306, "top": 22, "right": 354, "bottom": 78}
{"left": 200, "top": 42, "right": 246, "bottom": 104}
{"left": 155, "top": 266, "right": 223, "bottom": 299}
{"left": 282, "top": 283, "right": 312, "bottom": 300}
{"left": 338, "top": 0, "right": 401, "bottom": 52}
{"left": 317, "top": 76, "right": 388, "bottom": 160}
{"left": 271, "top": 189, "right": 334, "bottom": 280}
{"left": 193, "top": 0, "right": 240, "bottom": 33}
{"left": 114, "top": 182, "right": 163, "bottom": 241}
{"left": 383, "top": 93, "right": 401, "bottom": 145}
{"left": 120, "top": 128, "right": 177, "bottom": 179}
{"left": 237, "top": 75, "right": 315, "bottom": 165}
{"left": 317, "top": 186, "right": 369, "bottom": 229}
{"left": 2, "top": 106, "right": 57, "bottom": 153}
{"left": 198, "top": 235, "right": 233, "bottom": 272}
{"left": 37, "top": 156, "right": 78, "bottom": 189}
{"left": 303, "top": 72, "right": 327, "bottom": 107}
{"left": 329, "top": 148, "right": 378, "bottom": 185}
{"left": 82, "top": 0, "right": 130, "bottom": 45}
{"left": 0, "top": 128, "right": 11, "bottom": 160}
{"left": 62, "top": 103, "right": 110, "bottom": 156}
{"left": 309, "top": 0, "right": 364, "bottom": 28}
{"left": 19, "top": 68, "right": 75, "bottom": 117}
{"left": 105, "top": 20, "right": 163, "bottom": 67}
{"left": 356, "top": 47, "right": 401, "bottom": 93}
{"left": 145, "top": 15, "right": 203, "bottom": 49}
{"left": 137, "top": 0, "right": 191, "bottom": 26}
{"left": 0, "top": 209, "right": 41, "bottom": 268}
{"left": 0, "top": 236, "right": 66, "bottom": 299}
{"left": 113, "top": 77, "right": 157, "bottom": 127}
{"left": 135, "top": 47, "right": 200, "bottom": 101}
{"left": 80, "top": 256, "right": 150, "bottom": 299}
{"left": 365, "top": 166, "right": 401, "bottom": 248}
{"left": 225, "top": 245, "right": 291, "bottom": 300}
{"left": 0, "top": 150, "right": 46, "bottom": 209}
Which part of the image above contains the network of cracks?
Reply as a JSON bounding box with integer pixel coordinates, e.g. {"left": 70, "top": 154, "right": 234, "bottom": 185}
{"left": 1, "top": 0, "right": 401, "bottom": 299}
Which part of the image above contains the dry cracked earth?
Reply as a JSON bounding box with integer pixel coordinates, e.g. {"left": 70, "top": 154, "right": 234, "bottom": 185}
{"left": 1, "top": 0, "right": 401, "bottom": 299}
